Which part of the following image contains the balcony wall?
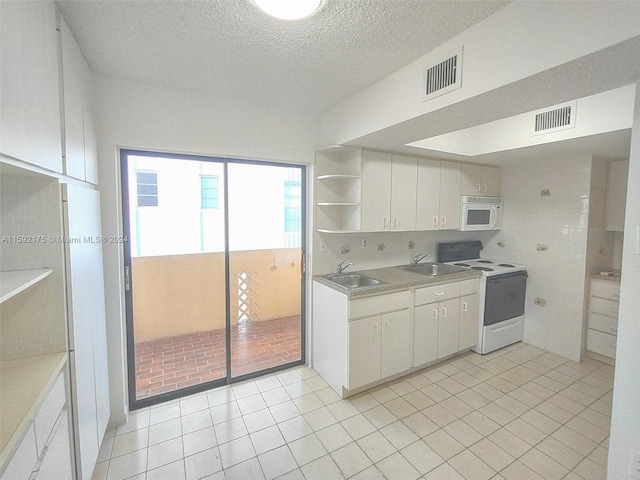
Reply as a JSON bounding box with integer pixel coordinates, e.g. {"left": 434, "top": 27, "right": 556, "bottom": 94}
{"left": 132, "top": 248, "right": 301, "bottom": 342}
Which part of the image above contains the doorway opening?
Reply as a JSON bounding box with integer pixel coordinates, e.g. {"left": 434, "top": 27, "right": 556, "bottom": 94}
{"left": 121, "top": 150, "right": 306, "bottom": 409}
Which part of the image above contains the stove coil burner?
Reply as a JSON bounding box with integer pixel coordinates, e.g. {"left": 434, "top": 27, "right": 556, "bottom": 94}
{"left": 472, "top": 266, "right": 494, "bottom": 271}
{"left": 454, "top": 263, "right": 471, "bottom": 267}
{"left": 477, "top": 260, "right": 493, "bottom": 264}
{"left": 498, "top": 263, "right": 515, "bottom": 268}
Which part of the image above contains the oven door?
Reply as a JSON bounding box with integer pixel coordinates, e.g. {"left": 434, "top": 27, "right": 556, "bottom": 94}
{"left": 460, "top": 204, "right": 502, "bottom": 231}
{"left": 484, "top": 271, "right": 528, "bottom": 326}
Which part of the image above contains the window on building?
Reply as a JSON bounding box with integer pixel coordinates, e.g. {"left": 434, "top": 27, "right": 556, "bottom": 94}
{"left": 201, "top": 175, "right": 219, "bottom": 209}
{"left": 284, "top": 181, "right": 301, "bottom": 232}
{"left": 136, "top": 171, "right": 158, "bottom": 207}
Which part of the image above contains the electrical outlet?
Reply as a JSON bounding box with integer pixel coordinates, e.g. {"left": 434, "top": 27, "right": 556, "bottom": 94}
{"left": 362, "top": 239, "right": 367, "bottom": 248}
{"left": 630, "top": 450, "right": 640, "bottom": 479}
{"left": 536, "top": 244, "right": 549, "bottom": 251}
{"left": 341, "top": 245, "right": 351, "bottom": 254}
{"left": 377, "top": 242, "right": 385, "bottom": 251}
{"left": 319, "top": 240, "right": 327, "bottom": 253}
{"left": 408, "top": 241, "right": 415, "bottom": 249}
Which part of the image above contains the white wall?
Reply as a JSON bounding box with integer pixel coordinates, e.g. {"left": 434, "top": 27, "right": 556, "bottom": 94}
{"left": 319, "top": 2, "right": 640, "bottom": 146}
{"left": 608, "top": 82, "right": 640, "bottom": 479}
{"left": 94, "top": 76, "right": 318, "bottom": 422}
{"left": 482, "top": 155, "right": 596, "bottom": 361}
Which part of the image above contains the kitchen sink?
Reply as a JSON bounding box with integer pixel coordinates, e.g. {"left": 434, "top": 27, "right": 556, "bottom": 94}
{"left": 400, "top": 262, "right": 467, "bottom": 277}
{"left": 326, "top": 273, "right": 384, "bottom": 289}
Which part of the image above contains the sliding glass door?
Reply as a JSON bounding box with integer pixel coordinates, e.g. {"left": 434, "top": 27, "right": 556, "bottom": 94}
{"left": 121, "top": 150, "right": 305, "bottom": 408}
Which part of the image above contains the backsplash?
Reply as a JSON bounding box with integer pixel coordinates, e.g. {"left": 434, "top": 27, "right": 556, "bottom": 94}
{"left": 482, "top": 154, "right": 616, "bottom": 362}
{"left": 312, "top": 230, "right": 496, "bottom": 275}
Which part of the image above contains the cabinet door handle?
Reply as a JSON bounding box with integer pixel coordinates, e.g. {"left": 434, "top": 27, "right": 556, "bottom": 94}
{"left": 483, "top": 184, "right": 488, "bottom": 193}
{"left": 432, "top": 309, "right": 438, "bottom": 320}
{"left": 433, "top": 216, "right": 439, "bottom": 227}
{"left": 385, "top": 320, "right": 390, "bottom": 332}
{"left": 441, "top": 306, "right": 447, "bottom": 318}
{"left": 476, "top": 183, "right": 481, "bottom": 192}
{"left": 374, "top": 323, "right": 379, "bottom": 335}
{"left": 383, "top": 216, "right": 389, "bottom": 229}
{"left": 393, "top": 217, "right": 399, "bottom": 229}
{"left": 462, "top": 301, "right": 468, "bottom": 312}
{"left": 441, "top": 216, "right": 447, "bottom": 227}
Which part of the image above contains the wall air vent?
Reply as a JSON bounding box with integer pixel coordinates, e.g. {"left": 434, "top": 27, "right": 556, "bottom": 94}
{"left": 422, "top": 46, "right": 463, "bottom": 102}
{"left": 532, "top": 102, "right": 577, "bottom": 135}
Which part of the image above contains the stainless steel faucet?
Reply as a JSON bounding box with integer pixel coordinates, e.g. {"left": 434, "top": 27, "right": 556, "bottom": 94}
{"left": 412, "top": 253, "right": 429, "bottom": 264}
{"left": 336, "top": 261, "right": 354, "bottom": 274}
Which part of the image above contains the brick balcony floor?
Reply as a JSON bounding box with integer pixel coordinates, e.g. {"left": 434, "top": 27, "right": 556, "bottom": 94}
{"left": 134, "top": 315, "right": 301, "bottom": 400}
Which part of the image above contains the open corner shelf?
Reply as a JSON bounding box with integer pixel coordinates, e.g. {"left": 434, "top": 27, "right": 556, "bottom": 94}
{"left": 0, "top": 268, "right": 53, "bottom": 304}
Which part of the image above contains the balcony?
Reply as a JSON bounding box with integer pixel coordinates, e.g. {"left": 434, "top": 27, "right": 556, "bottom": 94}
{"left": 130, "top": 248, "right": 302, "bottom": 400}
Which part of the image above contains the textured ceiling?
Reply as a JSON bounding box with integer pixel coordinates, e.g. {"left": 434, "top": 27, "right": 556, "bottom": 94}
{"left": 56, "top": 0, "right": 509, "bottom": 115}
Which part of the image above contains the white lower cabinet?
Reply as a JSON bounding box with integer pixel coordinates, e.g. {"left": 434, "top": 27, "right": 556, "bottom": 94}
{"left": 437, "top": 298, "right": 460, "bottom": 358}
{"left": 459, "top": 293, "right": 480, "bottom": 351}
{"left": 586, "top": 278, "right": 620, "bottom": 359}
{"left": 34, "top": 410, "right": 73, "bottom": 480}
{"left": 413, "top": 279, "right": 479, "bottom": 368}
{"left": 314, "top": 276, "right": 480, "bottom": 397}
{"left": 0, "top": 371, "right": 72, "bottom": 480}
{"left": 347, "top": 293, "right": 411, "bottom": 391}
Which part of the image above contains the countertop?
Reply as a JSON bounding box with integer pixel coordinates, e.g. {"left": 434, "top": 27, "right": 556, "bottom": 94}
{"left": 313, "top": 265, "right": 482, "bottom": 298}
{"left": 590, "top": 269, "right": 622, "bottom": 283}
{"left": 0, "top": 352, "right": 67, "bottom": 466}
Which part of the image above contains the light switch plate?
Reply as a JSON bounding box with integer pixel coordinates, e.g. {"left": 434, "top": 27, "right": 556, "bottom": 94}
{"left": 319, "top": 240, "right": 327, "bottom": 253}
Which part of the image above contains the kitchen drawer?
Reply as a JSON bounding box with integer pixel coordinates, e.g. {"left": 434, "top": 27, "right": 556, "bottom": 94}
{"left": 414, "top": 282, "right": 460, "bottom": 306}
{"left": 590, "top": 279, "right": 620, "bottom": 301}
{"left": 588, "top": 312, "right": 618, "bottom": 336}
{"left": 34, "top": 373, "right": 65, "bottom": 455}
{"left": 349, "top": 290, "right": 410, "bottom": 319}
{"left": 589, "top": 296, "right": 619, "bottom": 318}
{"left": 587, "top": 329, "right": 617, "bottom": 359}
{"left": 0, "top": 423, "right": 37, "bottom": 480}
{"left": 459, "top": 279, "right": 478, "bottom": 297}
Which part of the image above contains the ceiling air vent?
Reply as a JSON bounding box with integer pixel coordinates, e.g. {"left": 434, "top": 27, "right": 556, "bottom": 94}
{"left": 532, "top": 102, "right": 577, "bottom": 135}
{"left": 422, "top": 46, "right": 463, "bottom": 102}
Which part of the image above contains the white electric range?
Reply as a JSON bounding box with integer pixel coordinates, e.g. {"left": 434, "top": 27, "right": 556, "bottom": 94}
{"left": 438, "top": 241, "right": 528, "bottom": 354}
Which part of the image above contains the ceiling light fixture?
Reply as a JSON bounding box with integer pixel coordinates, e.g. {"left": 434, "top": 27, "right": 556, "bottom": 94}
{"left": 253, "top": 0, "right": 322, "bottom": 20}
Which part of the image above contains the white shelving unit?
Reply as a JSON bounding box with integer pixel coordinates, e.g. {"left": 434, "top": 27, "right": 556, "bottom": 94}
{"left": 0, "top": 269, "right": 53, "bottom": 304}
{"left": 315, "top": 146, "right": 363, "bottom": 233}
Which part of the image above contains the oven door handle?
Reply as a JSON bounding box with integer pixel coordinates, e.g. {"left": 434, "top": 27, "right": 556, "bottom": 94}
{"left": 487, "top": 271, "right": 528, "bottom": 283}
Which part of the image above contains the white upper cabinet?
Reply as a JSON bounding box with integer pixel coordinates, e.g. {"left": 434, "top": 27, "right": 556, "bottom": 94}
{"left": 416, "top": 159, "right": 461, "bottom": 230}
{"left": 461, "top": 164, "right": 501, "bottom": 196}
{"left": 605, "top": 159, "right": 628, "bottom": 232}
{"left": 361, "top": 151, "right": 392, "bottom": 232}
{"left": 0, "top": 1, "right": 62, "bottom": 172}
{"left": 361, "top": 151, "right": 417, "bottom": 232}
{"left": 390, "top": 155, "right": 417, "bottom": 231}
{"left": 60, "top": 16, "right": 98, "bottom": 184}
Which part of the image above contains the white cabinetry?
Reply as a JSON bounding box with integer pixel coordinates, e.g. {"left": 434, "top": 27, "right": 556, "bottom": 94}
{"left": 313, "top": 276, "right": 479, "bottom": 397}
{"left": 586, "top": 278, "right": 620, "bottom": 360}
{"left": 348, "top": 292, "right": 411, "bottom": 390}
{"left": 0, "top": 1, "right": 62, "bottom": 173}
{"left": 60, "top": 16, "right": 98, "bottom": 184}
{"left": 460, "top": 164, "right": 501, "bottom": 196}
{"left": 605, "top": 159, "right": 628, "bottom": 232}
{"left": 315, "top": 147, "right": 362, "bottom": 233}
{"left": 361, "top": 150, "right": 392, "bottom": 232}
{"left": 416, "top": 159, "right": 461, "bottom": 230}
{"left": 361, "top": 151, "right": 418, "bottom": 232}
{"left": 413, "top": 279, "right": 478, "bottom": 367}
{"left": 63, "top": 185, "right": 110, "bottom": 480}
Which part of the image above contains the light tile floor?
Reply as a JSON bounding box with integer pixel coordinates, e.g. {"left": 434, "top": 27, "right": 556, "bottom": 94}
{"left": 93, "top": 342, "right": 613, "bottom": 480}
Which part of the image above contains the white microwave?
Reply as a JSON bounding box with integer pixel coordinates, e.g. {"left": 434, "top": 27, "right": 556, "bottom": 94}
{"left": 459, "top": 196, "right": 503, "bottom": 231}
